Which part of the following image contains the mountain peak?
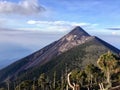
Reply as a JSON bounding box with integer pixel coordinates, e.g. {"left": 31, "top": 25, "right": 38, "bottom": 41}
{"left": 58, "top": 26, "right": 91, "bottom": 53}
{"left": 69, "top": 26, "right": 90, "bottom": 36}
{"left": 0, "top": 26, "right": 120, "bottom": 83}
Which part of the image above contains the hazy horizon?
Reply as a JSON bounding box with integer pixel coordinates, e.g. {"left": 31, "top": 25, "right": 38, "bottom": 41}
{"left": 0, "top": 0, "right": 120, "bottom": 69}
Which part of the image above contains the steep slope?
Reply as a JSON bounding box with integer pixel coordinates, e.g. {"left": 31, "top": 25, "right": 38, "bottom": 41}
{"left": 0, "top": 26, "right": 120, "bottom": 82}
{"left": 16, "top": 36, "right": 120, "bottom": 81}
{"left": 20, "top": 26, "right": 91, "bottom": 69}
{"left": 0, "top": 26, "right": 91, "bottom": 82}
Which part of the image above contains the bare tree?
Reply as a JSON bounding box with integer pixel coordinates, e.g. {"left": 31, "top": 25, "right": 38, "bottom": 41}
{"left": 67, "top": 72, "right": 80, "bottom": 90}
{"left": 6, "top": 76, "right": 10, "bottom": 90}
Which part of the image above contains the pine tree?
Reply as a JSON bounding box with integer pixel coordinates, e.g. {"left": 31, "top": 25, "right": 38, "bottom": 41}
{"left": 97, "top": 51, "right": 118, "bottom": 89}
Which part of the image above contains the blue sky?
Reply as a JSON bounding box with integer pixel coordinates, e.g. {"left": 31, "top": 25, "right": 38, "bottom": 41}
{"left": 0, "top": 0, "right": 120, "bottom": 69}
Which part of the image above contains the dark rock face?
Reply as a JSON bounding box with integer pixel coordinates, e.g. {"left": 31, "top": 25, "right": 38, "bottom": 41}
{"left": 24, "top": 26, "right": 92, "bottom": 69}
{"left": 0, "top": 26, "right": 120, "bottom": 82}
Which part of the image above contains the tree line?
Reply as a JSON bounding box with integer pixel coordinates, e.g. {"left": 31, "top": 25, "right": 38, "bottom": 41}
{"left": 0, "top": 51, "right": 120, "bottom": 90}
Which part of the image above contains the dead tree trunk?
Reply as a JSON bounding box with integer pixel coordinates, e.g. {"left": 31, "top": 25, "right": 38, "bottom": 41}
{"left": 67, "top": 72, "right": 80, "bottom": 90}
{"left": 67, "top": 72, "right": 75, "bottom": 90}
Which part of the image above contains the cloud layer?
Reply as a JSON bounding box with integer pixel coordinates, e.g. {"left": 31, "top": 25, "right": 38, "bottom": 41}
{"left": 107, "top": 28, "right": 120, "bottom": 30}
{"left": 0, "top": 0, "right": 45, "bottom": 15}
{"left": 0, "top": 28, "right": 64, "bottom": 68}
{"left": 0, "top": 27, "right": 120, "bottom": 69}
{"left": 26, "top": 20, "right": 98, "bottom": 32}
{"left": 27, "top": 20, "right": 92, "bottom": 26}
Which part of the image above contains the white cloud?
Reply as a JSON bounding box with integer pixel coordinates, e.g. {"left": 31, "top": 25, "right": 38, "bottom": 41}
{"left": 27, "top": 20, "right": 36, "bottom": 24}
{"left": 27, "top": 20, "right": 91, "bottom": 26}
{"left": 0, "top": 0, "right": 45, "bottom": 15}
{"left": 112, "top": 32, "right": 117, "bottom": 35}
{"left": 27, "top": 20, "right": 98, "bottom": 32}
{"left": 111, "top": 31, "right": 120, "bottom": 36}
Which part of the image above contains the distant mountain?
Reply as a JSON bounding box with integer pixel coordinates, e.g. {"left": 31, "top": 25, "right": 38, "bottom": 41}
{"left": 0, "top": 26, "right": 120, "bottom": 82}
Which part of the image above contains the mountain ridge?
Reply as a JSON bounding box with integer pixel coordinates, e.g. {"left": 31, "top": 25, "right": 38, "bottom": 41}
{"left": 14, "top": 26, "right": 92, "bottom": 70}
{"left": 0, "top": 26, "right": 120, "bottom": 82}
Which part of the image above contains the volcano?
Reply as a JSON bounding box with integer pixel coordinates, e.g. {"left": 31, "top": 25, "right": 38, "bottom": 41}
{"left": 0, "top": 26, "right": 119, "bottom": 82}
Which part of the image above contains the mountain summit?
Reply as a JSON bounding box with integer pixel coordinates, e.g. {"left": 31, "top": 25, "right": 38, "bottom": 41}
{"left": 68, "top": 26, "right": 90, "bottom": 36}
{"left": 58, "top": 26, "right": 91, "bottom": 53}
{"left": 0, "top": 26, "right": 119, "bottom": 82}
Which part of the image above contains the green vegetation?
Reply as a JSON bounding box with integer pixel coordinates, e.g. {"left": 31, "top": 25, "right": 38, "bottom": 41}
{"left": 0, "top": 36, "right": 120, "bottom": 90}
{"left": 0, "top": 52, "right": 120, "bottom": 90}
{"left": 16, "top": 37, "right": 111, "bottom": 81}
